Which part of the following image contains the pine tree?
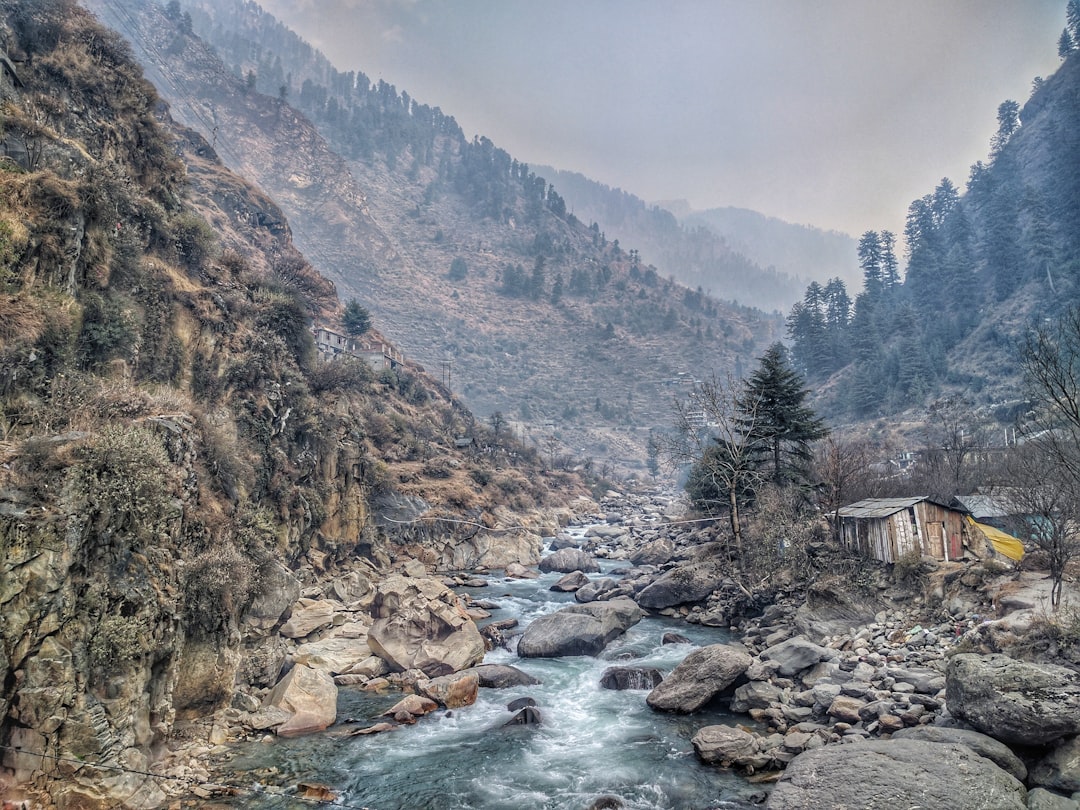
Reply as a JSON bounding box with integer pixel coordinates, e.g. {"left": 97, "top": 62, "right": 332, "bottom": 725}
{"left": 737, "top": 343, "right": 828, "bottom": 487}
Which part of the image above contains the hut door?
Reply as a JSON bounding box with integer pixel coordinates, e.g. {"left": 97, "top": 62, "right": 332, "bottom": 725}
{"left": 926, "top": 521, "right": 945, "bottom": 559}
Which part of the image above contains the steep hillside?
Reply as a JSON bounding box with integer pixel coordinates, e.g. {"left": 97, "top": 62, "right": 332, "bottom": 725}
{"left": 86, "top": 0, "right": 782, "bottom": 474}
{"left": 676, "top": 204, "right": 861, "bottom": 292}
{"left": 0, "top": 3, "right": 589, "bottom": 804}
{"left": 786, "top": 38, "right": 1080, "bottom": 424}
{"left": 534, "top": 167, "right": 856, "bottom": 310}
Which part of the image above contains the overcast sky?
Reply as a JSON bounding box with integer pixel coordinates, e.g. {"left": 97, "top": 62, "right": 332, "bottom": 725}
{"left": 257, "top": 0, "right": 1066, "bottom": 238}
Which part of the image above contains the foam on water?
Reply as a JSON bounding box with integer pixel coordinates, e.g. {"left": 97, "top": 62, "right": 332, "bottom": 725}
{"left": 213, "top": 548, "right": 757, "bottom": 809}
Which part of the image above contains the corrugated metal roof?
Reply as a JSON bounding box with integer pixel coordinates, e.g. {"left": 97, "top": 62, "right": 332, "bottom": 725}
{"left": 953, "top": 494, "right": 1013, "bottom": 519}
{"left": 837, "top": 496, "right": 930, "bottom": 519}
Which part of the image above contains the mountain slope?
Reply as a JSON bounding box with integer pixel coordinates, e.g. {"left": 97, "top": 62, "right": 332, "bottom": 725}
{"left": 86, "top": 0, "right": 782, "bottom": 473}
{"left": 0, "top": 3, "right": 588, "bottom": 803}
{"left": 786, "top": 42, "right": 1080, "bottom": 423}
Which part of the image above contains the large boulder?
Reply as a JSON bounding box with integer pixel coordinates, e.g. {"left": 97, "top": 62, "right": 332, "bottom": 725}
{"left": 892, "top": 725, "right": 1028, "bottom": 782}
{"left": 692, "top": 725, "right": 770, "bottom": 771}
{"left": 517, "top": 599, "right": 642, "bottom": 658}
{"left": 599, "top": 666, "right": 664, "bottom": 690}
{"left": 1029, "top": 735, "right": 1080, "bottom": 794}
{"left": 245, "top": 560, "right": 302, "bottom": 636}
{"left": 630, "top": 538, "right": 674, "bottom": 566}
{"left": 946, "top": 653, "right": 1080, "bottom": 746}
{"left": 765, "top": 739, "right": 1026, "bottom": 810}
{"left": 467, "top": 664, "right": 541, "bottom": 688}
{"left": 759, "top": 637, "right": 831, "bottom": 677}
{"left": 263, "top": 664, "right": 338, "bottom": 737}
{"left": 792, "top": 575, "right": 881, "bottom": 641}
{"left": 538, "top": 547, "right": 600, "bottom": 574}
{"left": 635, "top": 561, "right": 722, "bottom": 610}
{"left": 646, "top": 644, "right": 752, "bottom": 712}
{"left": 417, "top": 671, "right": 479, "bottom": 709}
{"left": 367, "top": 575, "right": 485, "bottom": 676}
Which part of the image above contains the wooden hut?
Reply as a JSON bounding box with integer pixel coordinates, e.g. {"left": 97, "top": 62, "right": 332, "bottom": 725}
{"left": 836, "top": 496, "right": 966, "bottom": 563}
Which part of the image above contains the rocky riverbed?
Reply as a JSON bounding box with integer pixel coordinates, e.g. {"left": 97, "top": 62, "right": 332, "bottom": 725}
{"left": 17, "top": 489, "right": 1077, "bottom": 809}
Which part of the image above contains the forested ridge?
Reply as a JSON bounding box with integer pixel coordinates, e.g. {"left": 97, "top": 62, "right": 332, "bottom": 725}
{"left": 787, "top": 34, "right": 1080, "bottom": 420}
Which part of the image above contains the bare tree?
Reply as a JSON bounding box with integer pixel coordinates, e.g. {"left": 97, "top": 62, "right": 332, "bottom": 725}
{"left": 1016, "top": 306, "right": 1080, "bottom": 607}
{"left": 1004, "top": 442, "right": 1080, "bottom": 608}
{"left": 652, "top": 374, "right": 763, "bottom": 553}
{"left": 814, "top": 435, "right": 879, "bottom": 542}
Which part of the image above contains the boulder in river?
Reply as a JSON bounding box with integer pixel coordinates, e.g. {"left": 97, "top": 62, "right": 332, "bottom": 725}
{"left": 946, "top": 653, "right": 1080, "bottom": 746}
{"left": 599, "top": 666, "right": 664, "bottom": 690}
{"left": 538, "top": 547, "right": 600, "bottom": 574}
{"left": 764, "top": 739, "right": 1027, "bottom": 810}
{"left": 468, "top": 664, "right": 541, "bottom": 688}
{"left": 646, "top": 644, "right": 752, "bottom": 712}
{"left": 891, "top": 726, "right": 1028, "bottom": 782}
{"left": 517, "top": 598, "right": 643, "bottom": 658}
{"left": 504, "top": 706, "right": 542, "bottom": 726}
{"left": 366, "top": 574, "right": 485, "bottom": 677}
{"left": 551, "top": 571, "right": 591, "bottom": 592}
{"left": 635, "top": 561, "right": 723, "bottom": 610}
{"left": 263, "top": 664, "right": 338, "bottom": 737}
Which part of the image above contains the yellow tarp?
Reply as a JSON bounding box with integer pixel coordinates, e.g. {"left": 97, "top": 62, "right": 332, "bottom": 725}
{"left": 966, "top": 516, "right": 1025, "bottom": 561}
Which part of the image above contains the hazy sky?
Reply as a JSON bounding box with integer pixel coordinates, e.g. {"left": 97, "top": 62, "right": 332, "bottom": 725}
{"left": 257, "top": 0, "right": 1066, "bottom": 238}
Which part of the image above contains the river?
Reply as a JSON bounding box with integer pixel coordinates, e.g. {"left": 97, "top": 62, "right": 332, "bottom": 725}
{"left": 208, "top": 542, "right": 758, "bottom": 809}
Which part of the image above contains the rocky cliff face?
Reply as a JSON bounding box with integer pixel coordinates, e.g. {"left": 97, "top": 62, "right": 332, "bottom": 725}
{"left": 0, "top": 3, "right": 589, "bottom": 805}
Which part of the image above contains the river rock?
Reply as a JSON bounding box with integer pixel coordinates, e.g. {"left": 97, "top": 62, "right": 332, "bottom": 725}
{"left": 599, "top": 666, "right": 664, "bottom": 690}
{"left": 646, "top": 644, "right": 752, "bottom": 712}
{"left": 416, "top": 671, "right": 479, "bottom": 709}
{"left": 764, "top": 739, "right": 1027, "bottom": 810}
{"left": 575, "top": 577, "right": 617, "bottom": 603}
{"left": 293, "top": 635, "right": 374, "bottom": 675}
{"left": 1030, "top": 735, "right": 1080, "bottom": 793}
{"left": 279, "top": 598, "right": 340, "bottom": 640}
{"left": 759, "top": 637, "right": 831, "bottom": 677}
{"left": 892, "top": 725, "right": 1028, "bottom": 782}
{"left": 729, "top": 680, "right": 782, "bottom": 713}
{"left": 367, "top": 574, "right": 485, "bottom": 676}
{"left": 551, "top": 571, "right": 591, "bottom": 592}
{"left": 946, "top": 653, "right": 1080, "bottom": 746}
{"left": 505, "top": 563, "right": 538, "bottom": 579}
{"left": 538, "top": 547, "right": 600, "bottom": 574}
{"left": 468, "top": 664, "right": 541, "bottom": 688}
{"left": 792, "top": 575, "right": 880, "bottom": 641}
{"left": 629, "top": 539, "right": 674, "bottom": 566}
{"left": 504, "top": 706, "right": 542, "bottom": 726}
{"left": 383, "top": 694, "right": 438, "bottom": 719}
{"left": 635, "top": 561, "right": 723, "bottom": 610}
{"left": 245, "top": 560, "right": 302, "bottom": 636}
{"left": 691, "top": 724, "right": 762, "bottom": 769}
{"left": 263, "top": 664, "right": 338, "bottom": 737}
{"left": 1026, "top": 787, "right": 1080, "bottom": 810}
{"left": 517, "top": 599, "right": 643, "bottom": 658}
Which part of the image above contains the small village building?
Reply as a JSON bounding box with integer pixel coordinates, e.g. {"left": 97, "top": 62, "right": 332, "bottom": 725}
{"left": 836, "top": 496, "right": 966, "bottom": 563}
{"left": 313, "top": 326, "right": 404, "bottom": 371}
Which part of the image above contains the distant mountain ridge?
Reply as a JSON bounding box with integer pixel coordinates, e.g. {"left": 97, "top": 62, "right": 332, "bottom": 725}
{"left": 533, "top": 165, "right": 814, "bottom": 312}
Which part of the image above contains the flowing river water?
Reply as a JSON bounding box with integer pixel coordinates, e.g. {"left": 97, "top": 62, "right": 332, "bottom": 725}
{"left": 210, "top": 535, "right": 758, "bottom": 809}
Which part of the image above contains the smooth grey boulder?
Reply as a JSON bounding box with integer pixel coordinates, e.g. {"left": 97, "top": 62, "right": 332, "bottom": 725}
{"left": 551, "top": 571, "right": 591, "bottom": 592}
{"left": 517, "top": 598, "right": 643, "bottom": 658}
{"left": 765, "top": 739, "right": 1026, "bottom": 810}
{"left": 629, "top": 539, "right": 674, "bottom": 566}
{"left": 946, "top": 654, "right": 1080, "bottom": 746}
{"left": 646, "top": 644, "right": 752, "bottom": 712}
{"left": 599, "top": 666, "right": 664, "bottom": 690}
{"left": 1030, "top": 735, "right": 1080, "bottom": 793}
{"left": 467, "top": 664, "right": 540, "bottom": 688}
{"left": 538, "top": 547, "right": 600, "bottom": 574}
{"left": 1026, "top": 787, "right": 1080, "bottom": 810}
{"left": 575, "top": 577, "right": 617, "bottom": 603}
{"left": 635, "top": 561, "right": 722, "bottom": 609}
{"left": 692, "top": 724, "right": 765, "bottom": 769}
{"left": 729, "top": 680, "right": 782, "bottom": 713}
{"left": 892, "top": 725, "right": 1028, "bottom": 781}
{"left": 759, "top": 637, "right": 831, "bottom": 677}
